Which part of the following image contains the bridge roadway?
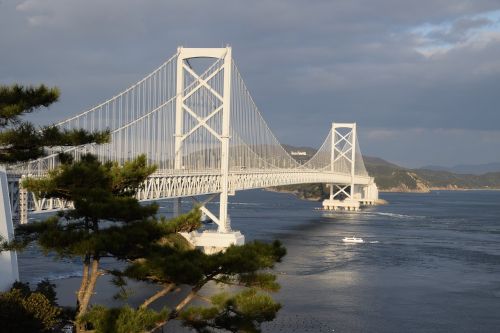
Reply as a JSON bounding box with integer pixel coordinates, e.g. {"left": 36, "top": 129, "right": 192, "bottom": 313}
{"left": 138, "top": 169, "right": 372, "bottom": 200}
{"left": 23, "top": 168, "right": 373, "bottom": 213}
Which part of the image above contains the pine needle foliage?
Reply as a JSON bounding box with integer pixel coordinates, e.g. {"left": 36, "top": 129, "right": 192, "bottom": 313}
{"left": 13, "top": 154, "right": 167, "bottom": 331}
{"left": 0, "top": 84, "right": 109, "bottom": 163}
{"left": 119, "top": 240, "right": 286, "bottom": 332}
{"left": 0, "top": 281, "right": 62, "bottom": 333}
{"left": 80, "top": 305, "right": 169, "bottom": 333}
{"left": 181, "top": 289, "right": 281, "bottom": 333}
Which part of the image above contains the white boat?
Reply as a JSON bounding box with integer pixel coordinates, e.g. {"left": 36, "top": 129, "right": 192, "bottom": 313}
{"left": 342, "top": 236, "right": 364, "bottom": 243}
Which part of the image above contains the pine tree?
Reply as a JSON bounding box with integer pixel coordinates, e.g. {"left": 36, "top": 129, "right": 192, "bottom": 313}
{"left": 105, "top": 238, "right": 286, "bottom": 332}
{"left": 15, "top": 154, "right": 169, "bottom": 332}
{"left": 0, "top": 84, "right": 110, "bottom": 252}
{"left": 13, "top": 152, "right": 286, "bottom": 332}
{"left": 0, "top": 84, "right": 109, "bottom": 163}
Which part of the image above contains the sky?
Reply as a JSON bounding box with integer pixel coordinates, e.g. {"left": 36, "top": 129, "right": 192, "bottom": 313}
{"left": 1, "top": 0, "right": 499, "bottom": 168}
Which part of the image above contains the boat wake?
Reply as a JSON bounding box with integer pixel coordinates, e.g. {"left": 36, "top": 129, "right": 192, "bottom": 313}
{"left": 372, "top": 212, "right": 425, "bottom": 220}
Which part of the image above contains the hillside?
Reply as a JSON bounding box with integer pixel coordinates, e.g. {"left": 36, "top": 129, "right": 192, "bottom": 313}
{"left": 419, "top": 162, "right": 500, "bottom": 175}
{"left": 364, "top": 157, "right": 500, "bottom": 192}
{"left": 276, "top": 146, "right": 500, "bottom": 194}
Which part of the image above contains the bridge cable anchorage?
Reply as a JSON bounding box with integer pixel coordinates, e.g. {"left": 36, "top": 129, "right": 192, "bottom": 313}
{"left": 5, "top": 47, "right": 378, "bottom": 248}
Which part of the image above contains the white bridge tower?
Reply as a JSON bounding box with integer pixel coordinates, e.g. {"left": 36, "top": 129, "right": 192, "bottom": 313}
{"left": 323, "top": 123, "right": 361, "bottom": 211}
{"left": 174, "top": 47, "right": 244, "bottom": 251}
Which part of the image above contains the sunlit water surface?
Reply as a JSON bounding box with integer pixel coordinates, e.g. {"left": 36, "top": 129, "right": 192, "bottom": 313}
{"left": 18, "top": 190, "right": 500, "bottom": 332}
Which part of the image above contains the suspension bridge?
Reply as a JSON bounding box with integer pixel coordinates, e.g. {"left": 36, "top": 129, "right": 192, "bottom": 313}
{"left": 2, "top": 47, "right": 378, "bottom": 254}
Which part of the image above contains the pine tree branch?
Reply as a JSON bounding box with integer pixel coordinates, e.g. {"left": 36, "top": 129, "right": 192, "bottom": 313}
{"left": 146, "top": 278, "right": 210, "bottom": 332}
{"left": 195, "top": 294, "right": 213, "bottom": 304}
{"left": 140, "top": 283, "right": 175, "bottom": 309}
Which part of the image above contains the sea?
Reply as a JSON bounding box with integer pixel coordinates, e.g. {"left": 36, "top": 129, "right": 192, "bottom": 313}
{"left": 17, "top": 190, "right": 500, "bottom": 333}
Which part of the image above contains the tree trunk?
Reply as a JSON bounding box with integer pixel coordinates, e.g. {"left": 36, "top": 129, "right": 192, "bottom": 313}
{"left": 76, "top": 256, "right": 100, "bottom": 332}
{"left": 77, "top": 254, "right": 90, "bottom": 310}
{"left": 140, "top": 283, "right": 175, "bottom": 309}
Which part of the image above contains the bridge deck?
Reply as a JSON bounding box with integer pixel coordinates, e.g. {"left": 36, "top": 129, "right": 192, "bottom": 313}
{"left": 138, "top": 169, "right": 373, "bottom": 201}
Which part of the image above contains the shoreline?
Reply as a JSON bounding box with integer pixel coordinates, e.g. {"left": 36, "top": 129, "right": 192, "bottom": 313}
{"left": 267, "top": 186, "right": 500, "bottom": 199}
{"left": 380, "top": 187, "right": 500, "bottom": 193}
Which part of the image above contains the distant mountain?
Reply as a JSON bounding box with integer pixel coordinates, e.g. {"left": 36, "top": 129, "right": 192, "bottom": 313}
{"left": 420, "top": 163, "right": 500, "bottom": 175}
{"left": 279, "top": 145, "right": 500, "bottom": 194}
{"left": 363, "top": 156, "right": 500, "bottom": 192}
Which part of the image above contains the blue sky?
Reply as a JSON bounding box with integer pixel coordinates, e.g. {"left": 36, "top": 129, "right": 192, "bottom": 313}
{"left": 1, "top": 0, "right": 499, "bottom": 168}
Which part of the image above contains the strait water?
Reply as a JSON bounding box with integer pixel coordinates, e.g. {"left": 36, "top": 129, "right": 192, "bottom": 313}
{"left": 18, "top": 190, "right": 500, "bottom": 332}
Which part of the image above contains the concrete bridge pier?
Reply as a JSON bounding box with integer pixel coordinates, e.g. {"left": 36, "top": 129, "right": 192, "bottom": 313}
{"left": 358, "top": 182, "right": 379, "bottom": 206}
{"left": 173, "top": 197, "right": 182, "bottom": 217}
{"left": 180, "top": 228, "right": 245, "bottom": 254}
{"left": 321, "top": 182, "right": 379, "bottom": 211}
{"left": 179, "top": 193, "right": 245, "bottom": 254}
{"left": 322, "top": 182, "right": 361, "bottom": 212}
{"left": 322, "top": 198, "right": 360, "bottom": 211}
{"left": 179, "top": 207, "right": 245, "bottom": 254}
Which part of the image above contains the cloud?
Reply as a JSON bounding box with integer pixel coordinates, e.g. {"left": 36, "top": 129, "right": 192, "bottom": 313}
{"left": 412, "top": 9, "right": 500, "bottom": 56}
{"left": 359, "top": 127, "right": 500, "bottom": 167}
{"left": 1, "top": 0, "right": 500, "bottom": 166}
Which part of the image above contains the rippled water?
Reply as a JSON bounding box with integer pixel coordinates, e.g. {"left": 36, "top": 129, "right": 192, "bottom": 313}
{"left": 18, "top": 190, "right": 500, "bottom": 332}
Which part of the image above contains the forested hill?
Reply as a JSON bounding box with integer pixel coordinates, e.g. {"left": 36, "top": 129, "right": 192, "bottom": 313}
{"left": 363, "top": 156, "right": 500, "bottom": 192}
{"left": 279, "top": 146, "right": 500, "bottom": 192}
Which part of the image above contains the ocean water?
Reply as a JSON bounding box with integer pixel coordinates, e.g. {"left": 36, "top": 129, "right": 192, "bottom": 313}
{"left": 18, "top": 190, "right": 500, "bottom": 332}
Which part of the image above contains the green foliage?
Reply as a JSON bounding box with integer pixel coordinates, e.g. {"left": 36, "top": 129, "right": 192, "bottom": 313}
{"left": 81, "top": 305, "right": 169, "bottom": 333}
{"left": 11, "top": 280, "right": 58, "bottom": 305}
{"left": 272, "top": 183, "right": 328, "bottom": 200}
{"left": 41, "top": 126, "right": 110, "bottom": 147}
{"left": 23, "top": 154, "right": 157, "bottom": 223}
{"left": 0, "top": 122, "right": 45, "bottom": 162}
{"left": 0, "top": 84, "right": 109, "bottom": 163}
{"left": 0, "top": 282, "right": 62, "bottom": 332}
{"left": 215, "top": 240, "right": 286, "bottom": 274}
{"left": 0, "top": 84, "right": 59, "bottom": 126}
{"left": 35, "top": 279, "right": 58, "bottom": 306}
{"left": 0, "top": 289, "right": 42, "bottom": 333}
{"left": 124, "top": 240, "right": 286, "bottom": 287}
{"left": 23, "top": 292, "right": 62, "bottom": 330}
{"left": 120, "top": 240, "right": 285, "bottom": 332}
{"left": 160, "top": 208, "right": 202, "bottom": 234}
{"left": 236, "top": 273, "right": 280, "bottom": 292}
{"left": 16, "top": 154, "right": 160, "bottom": 258}
{"left": 10, "top": 154, "right": 166, "bottom": 329}
{"left": 181, "top": 289, "right": 281, "bottom": 333}
{"left": 11, "top": 281, "right": 32, "bottom": 297}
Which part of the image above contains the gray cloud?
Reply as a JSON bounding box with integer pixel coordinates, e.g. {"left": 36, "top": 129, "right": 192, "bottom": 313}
{"left": 1, "top": 0, "right": 499, "bottom": 166}
{"left": 425, "top": 17, "right": 493, "bottom": 44}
